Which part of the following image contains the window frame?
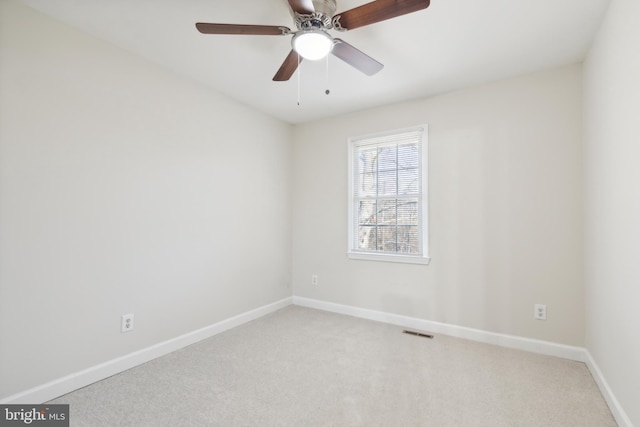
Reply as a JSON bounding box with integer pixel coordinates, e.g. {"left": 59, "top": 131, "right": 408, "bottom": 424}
{"left": 347, "top": 125, "right": 430, "bottom": 265}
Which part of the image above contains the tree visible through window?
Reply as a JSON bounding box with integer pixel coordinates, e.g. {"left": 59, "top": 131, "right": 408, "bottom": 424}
{"left": 348, "top": 126, "right": 429, "bottom": 263}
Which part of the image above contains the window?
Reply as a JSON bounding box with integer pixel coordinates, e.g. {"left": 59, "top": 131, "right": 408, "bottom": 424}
{"left": 348, "top": 125, "right": 429, "bottom": 264}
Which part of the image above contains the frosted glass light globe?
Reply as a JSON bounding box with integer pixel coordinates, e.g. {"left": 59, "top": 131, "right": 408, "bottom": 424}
{"left": 292, "top": 29, "right": 333, "bottom": 61}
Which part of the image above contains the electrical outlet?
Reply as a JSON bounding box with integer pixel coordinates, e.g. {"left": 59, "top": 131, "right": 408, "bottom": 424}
{"left": 311, "top": 274, "right": 318, "bottom": 285}
{"left": 534, "top": 304, "right": 547, "bottom": 320}
{"left": 121, "top": 313, "right": 134, "bottom": 332}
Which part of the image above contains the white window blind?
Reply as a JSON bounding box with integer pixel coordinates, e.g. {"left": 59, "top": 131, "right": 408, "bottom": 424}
{"left": 348, "top": 125, "right": 429, "bottom": 264}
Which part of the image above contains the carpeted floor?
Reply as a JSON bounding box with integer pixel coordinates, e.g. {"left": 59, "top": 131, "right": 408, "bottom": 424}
{"left": 49, "top": 306, "right": 617, "bottom": 426}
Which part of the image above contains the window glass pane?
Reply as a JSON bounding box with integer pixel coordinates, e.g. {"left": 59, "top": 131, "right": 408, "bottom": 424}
{"left": 358, "top": 200, "right": 377, "bottom": 225}
{"left": 377, "top": 199, "right": 397, "bottom": 225}
{"left": 396, "top": 226, "right": 419, "bottom": 254}
{"left": 359, "top": 148, "right": 377, "bottom": 174}
{"left": 398, "top": 167, "right": 419, "bottom": 195}
{"left": 359, "top": 172, "right": 377, "bottom": 197}
{"left": 378, "top": 226, "right": 396, "bottom": 252}
{"left": 398, "top": 143, "right": 419, "bottom": 168}
{"left": 377, "top": 146, "right": 397, "bottom": 172}
{"left": 377, "top": 170, "right": 397, "bottom": 196}
{"left": 397, "top": 200, "right": 418, "bottom": 225}
{"left": 358, "top": 226, "right": 377, "bottom": 251}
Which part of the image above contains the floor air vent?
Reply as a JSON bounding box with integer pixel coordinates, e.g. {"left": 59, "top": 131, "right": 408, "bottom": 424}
{"left": 402, "top": 330, "right": 434, "bottom": 339}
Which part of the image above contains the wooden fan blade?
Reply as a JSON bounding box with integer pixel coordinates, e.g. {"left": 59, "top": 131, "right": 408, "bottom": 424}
{"left": 287, "top": 0, "right": 315, "bottom": 15}
{"left": 273, "top": 50, "right": 302, "bottom": 81}
{"left": 331, "top": 39, "right": 383, "bottom": 76}
{"left": 196, "top": 23, "right": 290, "bottom": 36}
{"left": 334, "top": 0, "right": 430, "bottom": 31}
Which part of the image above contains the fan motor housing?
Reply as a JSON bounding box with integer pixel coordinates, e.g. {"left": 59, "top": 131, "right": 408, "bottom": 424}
{"left": 294, "top": 0, "right": 337, "bottom": 30}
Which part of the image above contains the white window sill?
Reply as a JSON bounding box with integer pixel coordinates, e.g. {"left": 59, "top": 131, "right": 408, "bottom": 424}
{"left": 347, "top": 251, "right": 431, "bottom": 265}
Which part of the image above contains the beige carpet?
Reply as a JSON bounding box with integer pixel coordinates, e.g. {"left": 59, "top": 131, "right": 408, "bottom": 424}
{"left": 49, "top": 306, "right": 617, "bottom": 426}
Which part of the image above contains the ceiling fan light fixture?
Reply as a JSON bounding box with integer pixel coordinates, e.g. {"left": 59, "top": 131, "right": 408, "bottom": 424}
{"left": 292, "top": 29, "right": 333, "bottom": 61}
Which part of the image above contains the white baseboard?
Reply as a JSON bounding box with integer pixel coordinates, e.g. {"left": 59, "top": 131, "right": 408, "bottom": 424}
{"left": 584, "top": 351, "right": 633, "bottom": 427}
{"left": 292, "top": 296, "right": 586, "bottom": 361}
{"left": 1, "top": 297, "right": 293, "bottom": 404}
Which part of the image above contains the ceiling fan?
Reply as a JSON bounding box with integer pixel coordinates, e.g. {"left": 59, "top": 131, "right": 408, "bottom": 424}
{"left": 196, "top": 0, "right": 431, "bottom": 81}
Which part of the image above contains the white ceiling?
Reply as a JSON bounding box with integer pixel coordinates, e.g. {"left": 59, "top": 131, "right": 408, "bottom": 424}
{"left": 16, "top": 0, "right": 611, "bottom": 124}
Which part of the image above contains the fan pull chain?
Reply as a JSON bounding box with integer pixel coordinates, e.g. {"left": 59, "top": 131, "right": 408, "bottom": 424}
{"left": 297, "top": 53, "right": 301, "bottom": 106}
{"left": 325, "top": 54, "right": 330, "bottom": 95}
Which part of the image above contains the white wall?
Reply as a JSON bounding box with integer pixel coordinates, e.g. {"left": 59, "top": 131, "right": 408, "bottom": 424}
{"left": 583, "top": 0, "right": 640, "bottom": 425}
{"left": 292, "top": 65, "right": 584, "bottom": 346}
{"left": 5, "top": 0, "right": 636, "bottom": 419}
{"left": 0, "top": 1, "right": 292, "bottom": 400}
